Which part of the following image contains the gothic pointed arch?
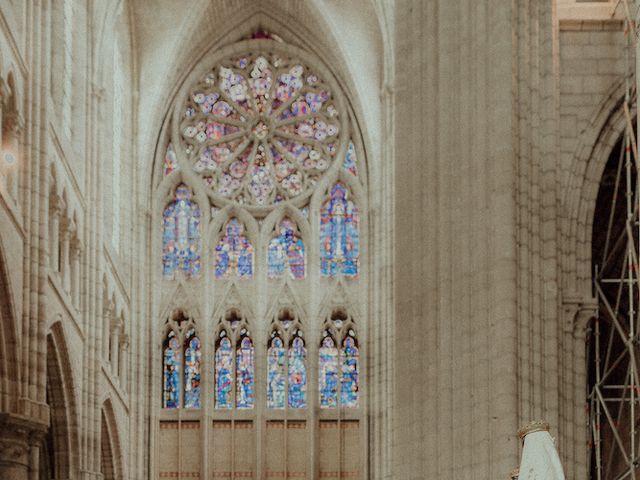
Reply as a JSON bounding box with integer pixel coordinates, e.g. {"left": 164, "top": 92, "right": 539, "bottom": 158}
{"left": 100, "top": 398, "right": 123, "bottom": 480}
{"left": 0, "top": 232, "right": 18, "bottom": 412}
{"left": 46, "top": 321, "right": 80, "bottom": 480}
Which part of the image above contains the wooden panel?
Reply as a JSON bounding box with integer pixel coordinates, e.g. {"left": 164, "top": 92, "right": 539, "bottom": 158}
{"left": 318, "top": 420, "right": 339, "bottom": 478}
{"left": 158, "top": 421, "right": 179, "bottom": 478}
{"left": 341, "top": 420, "right": 360, "bottom": 479}
{"left": 233, "top": 420, "right": 255, "bottom": 478}
{"left": 181, "top": 421, "right": 201, "bottom": 477}
{"left": 265, "top": 420, "right": 285, "bottom": 478}
{"left": 211, "top": 421, "right": 232, "bottom": 478}
{"left": 287, "top": 421, "right": 307, "bottom": 478}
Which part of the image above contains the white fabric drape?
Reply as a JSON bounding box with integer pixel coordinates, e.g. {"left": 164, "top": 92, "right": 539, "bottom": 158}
{"left": 518, "top": 431, "right": 565, "bottom": 480}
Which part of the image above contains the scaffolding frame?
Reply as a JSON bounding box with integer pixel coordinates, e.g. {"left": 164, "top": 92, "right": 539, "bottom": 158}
{"left": 588, "top": 2, "right": 639, "bottom": 478}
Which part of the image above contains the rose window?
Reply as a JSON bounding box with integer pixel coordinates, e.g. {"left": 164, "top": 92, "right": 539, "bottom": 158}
{"left": 176, "top": 45, "right": 346, "bottom": 209}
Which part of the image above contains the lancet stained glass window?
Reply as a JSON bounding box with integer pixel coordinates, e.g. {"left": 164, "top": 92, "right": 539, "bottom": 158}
{"left": 320, "top": 183, "right": 359, "bottom": 277}
{"left": 236, "top": 333, "right": 255, "bottom": 409}
{"left": 268, "top": 218, "right": 305, "bottom": 279}
{"left": 319, "top": 335, "right": 339, "bottom": 408}
{"left": 214, "top": 218, "right": 253, "bottom": 279}
{"left": 267, "top": 335, "right": 286, "bottom": 409}
{"left": 162, "top": 184, "right": 201, "bottom": 278}
{"left": 340, "top": 333, "right": 359, "bottom": 407}
{"left": 163, "top": 333, "right": 181, "bottom": 409}
{"left": 288, "top": 334, "right": 307, "bottom": 408}
{"left": 184, "top": 330, "right": 201, "bottom": 409}
{"left": 215, "top": 334, "right": 233, "bottom": 408}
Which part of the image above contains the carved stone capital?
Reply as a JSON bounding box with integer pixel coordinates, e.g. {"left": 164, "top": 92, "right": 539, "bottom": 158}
{"left": 0, "top": 413, "right": 47, "bottom": 468}
{"left": 562, "top": 295, "right": 598, "bottom": 335}
{"left": 2, "top": 110, "right": 23, "bottom": 136}
{"left": 49, "top": 193, "right": 65, "bottom": 217}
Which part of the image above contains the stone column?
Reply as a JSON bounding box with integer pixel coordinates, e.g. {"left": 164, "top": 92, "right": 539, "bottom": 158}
{"left": 0, "top": 414, "right": 47, "bottom": 480}
{"left": 120, "top": 334, "right": 129, "bottom": 387}
{"left": 60, "top": 219, "right": 71, "bottom": 292}
{"left": 110, "top": 318, "right": 121, "bottom": 374}
{"left": 2, "top": 109, "right": 23, "bottom": 202}
{"left": 70, "top": 236, "right": 82, "bottom": 308}
{"left": 49, "top": 195, "right": 63, "bottom": 271}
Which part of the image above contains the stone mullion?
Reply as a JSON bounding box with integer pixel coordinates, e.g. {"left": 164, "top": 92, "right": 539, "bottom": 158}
{"left": 82, "top": 17, "right": 106, "bottom": 474}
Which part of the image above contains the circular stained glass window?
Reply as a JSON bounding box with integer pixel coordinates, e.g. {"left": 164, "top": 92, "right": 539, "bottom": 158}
{"left": 174, "top": 41, "right": 347, "bottom": 211}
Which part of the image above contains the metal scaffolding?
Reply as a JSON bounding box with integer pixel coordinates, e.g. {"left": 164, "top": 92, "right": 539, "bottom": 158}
{"left": 588, "top": 2, "right": 639, "bottom": 478}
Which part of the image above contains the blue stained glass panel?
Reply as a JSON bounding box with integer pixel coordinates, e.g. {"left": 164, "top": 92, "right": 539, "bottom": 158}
{"left": 215, "top": 336, "right": 233, "bottom": 408}
{"left": 319, "top": 183, "right": 359, "bottom": 278}
{"left": 162, "top": 185, "right": 201, "bottom": 278}
{"left": 184, "top": 333, "right": 201, "bottom": 409}
{"left": 319, "top": 336, "right": 338, "bottom": 408}
{"left": 343, "top": 141, "right": 358, "bottom": 176}
{"left": 288, "top": 336, "right": 307, "bottom": 408}
{"left": 267, "top": 336, "right": 286, "bottom": 409}
{"left": 215, "top": 218, "right": 253, "bottom": 279}
{"left": 236, "top": 336, "right": 255, "bottom": 409}
{"left": 340, "top": 336, "right": 359, "bottom": 407}
{"left": 268, "top": 218, "right": 305, "bottom": 279}
{"left": 163, "top": 335, "right": 181, "bottom": 409}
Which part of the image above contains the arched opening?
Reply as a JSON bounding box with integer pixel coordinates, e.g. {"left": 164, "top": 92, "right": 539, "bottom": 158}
{"left": 43, "top": 324, "right": 78, "bottom": 480}
{"left": 100, "top": 400, "right": 122, "bottom": 480}
{"left": 588, "top": 124, "right": 639, "bottom": 479}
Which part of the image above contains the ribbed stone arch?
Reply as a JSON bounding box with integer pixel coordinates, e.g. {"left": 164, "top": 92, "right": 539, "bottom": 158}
{"left": 46, "top": 321, "right": 80, "bottom": 480}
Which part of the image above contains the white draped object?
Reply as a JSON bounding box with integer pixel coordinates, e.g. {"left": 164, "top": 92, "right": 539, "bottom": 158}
{"left": 518, "top": 431, "right": 565, "bottom": 480}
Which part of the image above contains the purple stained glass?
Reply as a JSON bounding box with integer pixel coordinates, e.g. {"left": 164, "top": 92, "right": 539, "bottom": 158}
{"left": 214, "top": 218, "right": 253, "bottom": 279}
{"left": 215, "top": 336, "right": 233, "bottom": 408}
{"left": 319, "top": 336, "right": 338, "bottom": 408}
{"left": 236, "top": 335, "right": 255, "bottom": 409}
{"left": 184, "top": 332, "right": 201, "bottom": 409}
{"left": 343, "top": 141, "right": 358, "bottom": 176}
{"left": 320, "top": 183, "right": 359, "bottom": 278}
{"left": 267, "top": 336, "right": 286, "bottom": 409}
{"left": 162, "top": 185, "right": 201, "bottom": 278}
{"left": 268, "top": 218, "right": 305, "bottom": 279}
{"left": 288, "top": 336, "right": 307, "bottom": 409}
{"left": 340, "top": 335, "right": 359, "bottom": 407}
{"left": 163, "top": 334, "right": 181, "bottom": 409}
{"left": 163, "top": 143, "right": 179, "bottom": 177}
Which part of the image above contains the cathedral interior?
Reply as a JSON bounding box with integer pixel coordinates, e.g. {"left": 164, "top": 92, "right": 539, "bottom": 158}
{"left": 0, "top": 0, "right": 638, "bottom": 478}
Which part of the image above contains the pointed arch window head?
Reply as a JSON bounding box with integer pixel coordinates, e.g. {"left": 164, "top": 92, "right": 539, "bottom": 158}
{"left": 176, "top": 45, "right": 348, "bottom": 211}
{"left": 320, "top": 183, "right": 360, "bottom": 278}
{"left": 319, "top": 334, "right": 339, "bottom": 408}
{"left": 162, "top": 184, "right": 201, "bottom": 279}
{"left": 268, "top": 218, "right": 305, "bottom": 279}
{"left": 215, "top": 218, "right": 253, "bottom": 279}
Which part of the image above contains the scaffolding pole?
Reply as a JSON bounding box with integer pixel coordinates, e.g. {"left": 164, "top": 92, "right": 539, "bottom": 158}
{"left": 589, "top": 2, "right": 639, "bottom": 478}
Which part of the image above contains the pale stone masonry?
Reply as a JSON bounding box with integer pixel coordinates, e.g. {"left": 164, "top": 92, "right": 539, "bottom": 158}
{"left": 0, "top": 1, "right": 636, "bottom": 479}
